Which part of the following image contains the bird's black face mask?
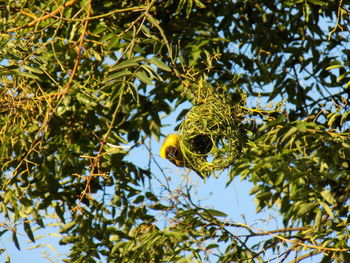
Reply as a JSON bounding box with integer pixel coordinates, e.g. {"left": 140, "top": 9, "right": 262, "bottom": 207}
{"left": 165, "top": 146, "right": 178, "bottom": 161}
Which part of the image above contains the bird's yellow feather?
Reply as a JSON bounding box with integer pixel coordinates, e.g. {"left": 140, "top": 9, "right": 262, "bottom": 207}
{"left": 160, "top": 133, "right": 206, "bottom": 179}
{"left": 160, "top": 134, "right": 180, "bottom": 159}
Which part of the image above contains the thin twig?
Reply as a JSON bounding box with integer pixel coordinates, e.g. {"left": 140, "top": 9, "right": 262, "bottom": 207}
{"left": 328, "top": 0, "right": 344, "bottom": 40}
{"left": 6, "top": 0, "right": 80, "bottom": 33}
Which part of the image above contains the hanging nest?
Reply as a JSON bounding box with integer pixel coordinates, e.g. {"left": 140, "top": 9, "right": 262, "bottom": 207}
{"left": 178, "top": 85, "right": 246, "bottom": 177}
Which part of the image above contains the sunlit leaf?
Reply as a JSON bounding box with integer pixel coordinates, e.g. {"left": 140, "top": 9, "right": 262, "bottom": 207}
{"left": 319, "top": 201, "right": 334, "bottom": 219}
{"left": 109, "top": 57, "right": 145, "bottom": 72}
{"left": 149, "top": 57, "right": 171, "bottom": 72}
{"left": 102, "top": 70, "right": 133, "bottom": 84}
{"left": 135, "top": 70, "right": 153, "bottom": 85}
{"left": 19, "top": 71, "right": 41, "bottom": 81}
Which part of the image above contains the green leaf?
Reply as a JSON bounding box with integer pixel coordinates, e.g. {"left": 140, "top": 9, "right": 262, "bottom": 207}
{"left": 76, "top": 92, "right": 98, "bottom": 107}
{"left": 297, "top": 203, "right": 316, "bottom": 217}
{"left": 341, "top": 111, "right": 350, "bottom": 126}
{"left": 0, "top": 65, "right": 19, "bottom": 73}
{"left": 319, "top": 201, "right": 334, "bottom": 219}
{"left": 111, "top": 242, "right": 124, "bottom": 254}
{"left": 249, "top": 185, "right": 260, "bottom": 195}
{"left": 55, "top": 204, "right": 65, "bottom": 223}
{"left": 32, "top": 209, "right": 44, "bottom": 228}
{"left": 152, "top": 204, "right": 170, "bottom": 210}
{"left": 109, "top": 57, "right": 145, "bottom": 72}
{"left": 59, "top": 222, "right": 76, "bottom": 233}
{"left": 345, "top": 80, "right": 350, "bottom": 89}
{"left": 307, "top": 0, "right": 327, "bottom": 6}
{"left": 327, "top": 112, "right": 340, "bottom": 127}
{"left": 314, "top": 209, "right": 322, "bottom": 231}
{"left": 102, "top": 70, "right": 133, "bottom": 84}
{"left": 141, "top": 64, "right": 161, "bottom": 81}
{"left": 145, "top": 192, "right": 159, "bottom": 202}
{"left": 133, "top": 195, "right": 145, "bottom": 204}
{"left": 194, "top": 0, "right": 206, "bottom": 8}
{"left": 23, "top": 221, "right": 35, "bottom": 243}
{"left": 256, "top": 60, "right": 271, "bottom": 83}
{"left": 325, "top": 64, "right": 342, "bottom": 71}
{"left": 274, "top": 173, "right": 285, "bottom": 185}
{"left": 337, "top": 71, "right": 350, "bottom": 82}
{"left": 12, "top": 231, "right": 20, "bottom": 250}
{"left": 149, "top": 57, "right": 171, "bottom": 72}
{"left": 176, "top": 257, "right": 194, "bottom": 263}
{"left": 204, "top": 209, "right": 228, "bottom": 218}
{"left": 320, "top": 190, "right": 335, "bottom": 205}
{"left": 283, "top": 0, "right": 303, "bottom": 6}
{"left": 281, "top": 127, "right": 298, "bottom": 143}
{"left": 19, "top": 71, "right": 41, "bottom": 81}
{"left": 22, "top": 65, "right": 43, "bottom": 74}
{"left": 176, "top": 0, "right": 187, "bottom": 15}
{"left": 256, "top": 192, "right": 272, "bottom": 203}
{"left": 127, "top": 82, "right": 139, "bottom": 103}
{"left": 135, "top": 71, "right": 153, "bottom": 85}
{"left": 303, "top": 2, "right": 310, "bottom": 22}
{"left": 206, "top": 243, "right": 219, "bottom": 250}
{"left": 296, "top": 122, "right": 307, "bottom": 132}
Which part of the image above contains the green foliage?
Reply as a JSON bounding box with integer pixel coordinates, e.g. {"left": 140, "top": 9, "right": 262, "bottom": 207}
{"left": 0, "top": 0, "right": 349, "bottom": 262}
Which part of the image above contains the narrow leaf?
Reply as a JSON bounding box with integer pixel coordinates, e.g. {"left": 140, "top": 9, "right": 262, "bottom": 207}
{"left": 297, "top": 203, "right": 316, "bottom": 217}
{"left": 307, "top": 0, "right": 327, "bottom": 5}
{"left": 327, "top": 113, "right": 340, "bottom": 127}
{"left": 303, "top": 2, "right": 310, "bottom": 22}
{"left": 127, "top": 83, "right": 139, "bottom": 103}
{"left": 135, "top": 71, "right": 153, "bottom": 85}
{"left": 281, "top": 127, "right": 298, "bottom": 143}
{"left": 102, "top": 70, "right": 132, "bottom": 84}
{"left": 341, "top": 111, "right": 350, "bottom": 126}
{"left": 59, "top": 221, "right": 76, "bottom": 233}
{"left": 0, "top": 65, "right": 19, "bottom": 73}
{"left": 19, "top": 71, "right": 41, "bottom": 81}
{"left": 12, "top": 231, "right": 21, "bottom": 250}
{"left": 55, "top": 204, "right": 65, "bottom": 223}
{"left": 23, "top": 221, "right": 35, "bottom": 243}
{"left": 319, "top": 201, "right": 334, "bottom": 218}
{"left": 337, "top": 71, "right": 350, "bottom": 82}
{"left": 345, "top": 80, "right": 350, "bottom": 89}
{"left": 149, "top": 57, "right": 171, "bottom": 72}
{"left": 145, "top": 192, "right": 159, "bottom": 202}
{"left": 204, "top": 209, "right": 228, "bottom": 218}
{"left": 325, "top": 64, "right": 342, "bottom": 71}
{"left": 320, "top": 190, "right": 335, "bottom": 205}
{"left": 314, "top": 209, "right": 322, "bottom": 231}
{"left": 22, "top": 65, "right": 43, "bottom": 74}
{"left": 109, "top": 57, "right": 145, "bottom": 72}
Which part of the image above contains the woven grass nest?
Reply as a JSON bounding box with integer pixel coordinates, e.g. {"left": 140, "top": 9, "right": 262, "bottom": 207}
{"left": 178, "top": 88, "right": 246, "bottom": 176}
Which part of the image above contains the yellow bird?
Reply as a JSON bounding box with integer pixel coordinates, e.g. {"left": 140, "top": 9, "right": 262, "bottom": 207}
{"left": 160, "top": 134, "right": 186, "bottom": 167}
{"left": 160, "top": 134, "right": 212, "bottom": 178}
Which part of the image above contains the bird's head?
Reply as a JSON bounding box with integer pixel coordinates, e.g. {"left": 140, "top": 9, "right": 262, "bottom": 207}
{"left": 160, "top": 134, "right": 180, "bottom": 159}
{"left": 165, "top": 145, "right": 178, "bottom": 161}
{"left": 160, "top": 134, "right": 185, "bottom": 167}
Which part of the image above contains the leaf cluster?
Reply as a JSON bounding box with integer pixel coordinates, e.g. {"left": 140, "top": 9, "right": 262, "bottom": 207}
{"left": 0, "top": 0, "right": 349, "bottom": 262}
